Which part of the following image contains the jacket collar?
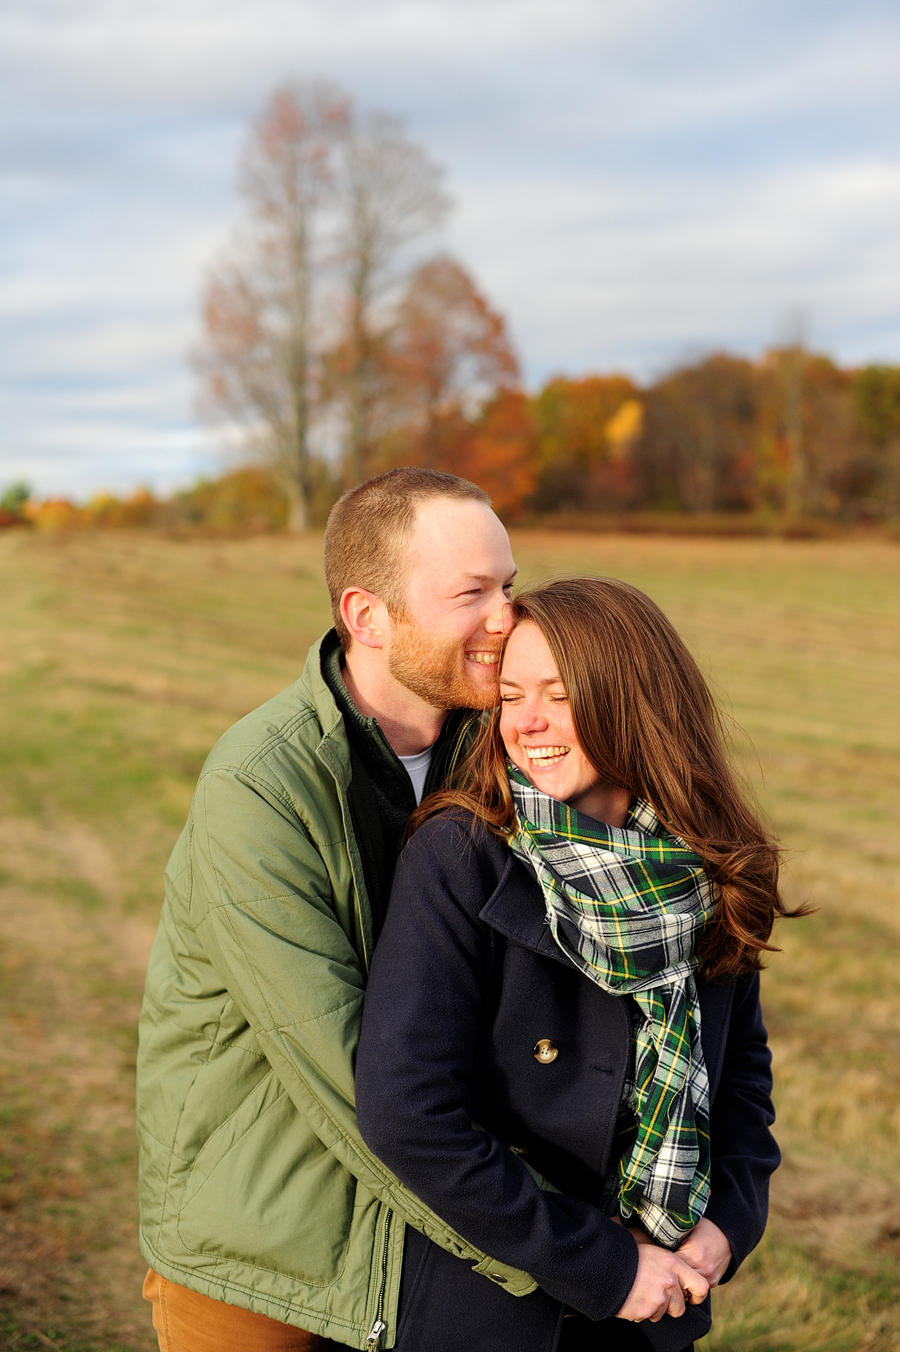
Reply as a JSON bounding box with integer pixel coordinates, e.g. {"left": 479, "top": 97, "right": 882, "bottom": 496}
{"left": 296, "top": 631, "right": 348, "bottom": 757}
{"left": 479, "top": 851, "right": 574, "bottom": 968}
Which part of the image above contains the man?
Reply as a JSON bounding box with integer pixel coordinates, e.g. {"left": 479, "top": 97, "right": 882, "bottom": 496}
{"left": 137, "top": 468, "right": 531, "bottom": 1351}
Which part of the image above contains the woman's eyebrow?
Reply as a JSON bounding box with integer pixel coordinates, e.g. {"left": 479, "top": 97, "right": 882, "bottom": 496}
{"left": 499, "top": 676, "right": 563, "bottom": 688}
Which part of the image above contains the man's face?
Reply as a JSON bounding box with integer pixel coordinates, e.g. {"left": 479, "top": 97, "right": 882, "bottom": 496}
{"left": 386, "top": 498, "right": 517, "bottom": 710}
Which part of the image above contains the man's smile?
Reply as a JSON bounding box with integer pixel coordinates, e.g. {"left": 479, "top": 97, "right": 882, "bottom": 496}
{"left": 465, "top": 650, "right": 500, "bottom": 666}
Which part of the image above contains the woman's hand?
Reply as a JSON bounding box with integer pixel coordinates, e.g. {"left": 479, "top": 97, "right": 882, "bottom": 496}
{"left": 616, "top": 1241, "right": 710, "bottom": 1323}
{"left": 676, "top": 1217, "right": 733, "bottom": 1288}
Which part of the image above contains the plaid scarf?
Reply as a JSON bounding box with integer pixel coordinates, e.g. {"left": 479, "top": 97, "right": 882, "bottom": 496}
{"left": 507, "top": 766, "right": 718, "bottom": 1248}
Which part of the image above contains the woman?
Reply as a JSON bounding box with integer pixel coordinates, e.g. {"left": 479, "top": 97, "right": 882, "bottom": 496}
{"left": 356, "top": 577, "right": 790, "bottom": 1352}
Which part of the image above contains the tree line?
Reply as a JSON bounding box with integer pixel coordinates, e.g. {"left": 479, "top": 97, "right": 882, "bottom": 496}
{"left": 7, "top": 345, "right": 900, "bottom": 534}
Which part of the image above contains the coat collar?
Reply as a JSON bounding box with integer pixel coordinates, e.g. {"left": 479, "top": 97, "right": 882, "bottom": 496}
{"left": 478, "top": 850, "right": 574, "bottom": 969}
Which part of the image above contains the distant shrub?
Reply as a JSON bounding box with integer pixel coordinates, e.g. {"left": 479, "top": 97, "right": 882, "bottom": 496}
{"left": 169, "top": 467, "right": 290, "bottom": 531}
{"left": 1, "top": 480, "right": 31, "bottom": 515}
{"left": 25, "top": 499, "right": 85, "bottom": 532}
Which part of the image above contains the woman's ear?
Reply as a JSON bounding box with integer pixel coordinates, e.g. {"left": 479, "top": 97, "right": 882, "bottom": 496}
{"left": 340, "top": 587, "right": 388, "bottom": 650}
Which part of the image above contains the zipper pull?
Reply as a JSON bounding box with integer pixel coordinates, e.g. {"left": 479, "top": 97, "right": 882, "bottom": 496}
{"left": 365, "top": 1318, "right": 387, "bottom": 1350}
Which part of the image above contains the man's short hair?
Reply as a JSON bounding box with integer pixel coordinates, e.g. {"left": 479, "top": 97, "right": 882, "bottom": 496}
{"left": 324, "top": 467, "right": 492, "bottom": 650}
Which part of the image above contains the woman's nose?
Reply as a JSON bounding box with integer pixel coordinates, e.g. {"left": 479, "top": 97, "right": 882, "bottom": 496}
{"left": 516, "top": 702, "right": 548, "bottom": 734}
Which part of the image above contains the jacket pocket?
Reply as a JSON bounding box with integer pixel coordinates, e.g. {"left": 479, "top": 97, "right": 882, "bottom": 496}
{"left": 175, "top": 1067, "right": 353, "bottom": 1286}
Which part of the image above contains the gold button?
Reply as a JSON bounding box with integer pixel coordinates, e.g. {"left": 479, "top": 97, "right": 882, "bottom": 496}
{"left": 490, "top": 1273, "right": 508, "bottom": 1284}
{"left": 533, "top": 1039, "right": 558, "bottom": 1063}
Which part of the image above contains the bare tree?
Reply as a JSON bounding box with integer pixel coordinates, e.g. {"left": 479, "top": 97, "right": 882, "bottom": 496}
{"left": 196, "top": 83, "right": 348, "bottom": 531}
{"left": 330, "top": 113, "right": 451, "bottom": 483}
{"left": 196, "top": 85, "right": 452, "bottom": 520}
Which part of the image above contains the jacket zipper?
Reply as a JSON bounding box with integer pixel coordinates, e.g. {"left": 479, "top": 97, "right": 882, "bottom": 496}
{"left": 364, "top": 1208, "right": 392, "bottom": 1350}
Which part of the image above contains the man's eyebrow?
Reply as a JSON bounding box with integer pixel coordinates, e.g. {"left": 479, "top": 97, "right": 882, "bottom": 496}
{"left": 459, "top": 568, "right": 519, "bottom": 583}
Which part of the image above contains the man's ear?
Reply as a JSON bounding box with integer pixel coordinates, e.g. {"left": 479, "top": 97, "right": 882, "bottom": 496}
{"left": 340, "top": 587, "right": 388, "bottom": 650}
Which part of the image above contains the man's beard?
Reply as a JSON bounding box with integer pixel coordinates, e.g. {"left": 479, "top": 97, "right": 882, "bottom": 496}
{"left": 387, "top": 616, "right": 499, "bottom": 711}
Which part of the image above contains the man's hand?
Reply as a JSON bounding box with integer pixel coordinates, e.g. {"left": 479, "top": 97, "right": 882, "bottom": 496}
{"left": 616, "top": 1242, "right": 710, "bottom": 1323}
{"left": 676, "top": 1217, "right": 733, "bottom": 1288}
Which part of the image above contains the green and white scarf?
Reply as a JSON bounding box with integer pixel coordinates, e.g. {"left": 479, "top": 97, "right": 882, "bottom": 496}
{"left": 507, "top": 765, "right": 718, "bottom": 1249}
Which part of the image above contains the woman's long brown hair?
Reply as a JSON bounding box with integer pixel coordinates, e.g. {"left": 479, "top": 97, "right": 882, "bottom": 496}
{"left": 413, "top": 576, "right": 806, "bottom": 981}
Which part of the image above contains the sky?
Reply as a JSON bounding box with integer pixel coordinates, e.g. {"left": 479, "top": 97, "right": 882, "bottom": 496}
{"left": 2, "top": 0, "right": 900, "bottom": 499}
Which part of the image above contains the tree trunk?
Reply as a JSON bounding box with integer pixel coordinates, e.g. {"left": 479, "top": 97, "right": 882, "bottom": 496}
{"left": 784, "top": 347, "right": 807, "bottom": 515}
{"left": 286, "top": 483, "right": 308, "bottom": 533}
{"left": 344, "top": 291, "right": 371, "bottom": 487}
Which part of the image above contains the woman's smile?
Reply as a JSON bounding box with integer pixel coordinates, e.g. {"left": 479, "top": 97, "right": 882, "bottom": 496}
{"left": 522, "top": 745, "right": 571, "bottom": 767}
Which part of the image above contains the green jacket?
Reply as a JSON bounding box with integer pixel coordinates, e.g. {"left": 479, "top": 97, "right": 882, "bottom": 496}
{"left": 136, "top": 634, "right": 535, "bottom": 1348}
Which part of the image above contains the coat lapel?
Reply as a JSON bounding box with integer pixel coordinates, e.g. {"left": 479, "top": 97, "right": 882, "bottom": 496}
{"left": 478, "top": 853, "right": 573, "bottom": 967}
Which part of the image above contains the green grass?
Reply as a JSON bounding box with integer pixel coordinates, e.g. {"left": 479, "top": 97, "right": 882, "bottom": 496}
{"left": 0, "top": 527, "right": 898, "bottom": 1349}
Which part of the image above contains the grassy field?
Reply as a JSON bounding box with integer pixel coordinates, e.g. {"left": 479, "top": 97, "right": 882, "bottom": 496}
{"left": 0, "top": 527, "right": 898, "bottom": 1351}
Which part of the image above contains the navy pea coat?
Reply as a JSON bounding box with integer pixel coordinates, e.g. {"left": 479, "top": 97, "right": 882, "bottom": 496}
{"left": 356, "top": 813, "right": 780, "bottom": 1352}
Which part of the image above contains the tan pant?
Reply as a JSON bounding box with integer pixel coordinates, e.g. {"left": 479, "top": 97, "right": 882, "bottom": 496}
{"left": 143, "top": 1269, "right": 343, "bottom": 1352}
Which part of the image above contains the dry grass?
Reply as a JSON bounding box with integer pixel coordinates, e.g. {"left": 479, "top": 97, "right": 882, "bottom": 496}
{"left": 0, "top": 528, "right": 897, "bottom": 1350}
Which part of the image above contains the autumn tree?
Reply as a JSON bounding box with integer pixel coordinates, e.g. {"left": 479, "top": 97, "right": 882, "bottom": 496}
{"left": 854, "top": 364, "right": 900, "bottom": 444}
{"left": 331, "top": 113, "right": 450, "bottom": 483}
{"left": 447, "top": 389, "right": 538, "bottom": 519}
{"left": 196, "top": 83, "right": 348, "bottom": 531}
{"left": 197, "top": 82, "right": 455, "bottom": 523}
{"left": 754, "top": 349, "right": 886, "bottom": 516}
{"left": 637, "top": 355, "right": 759, "bottom": 512}
{"left": 530, "top": 375, "right": 639, "bottom": 512}
{"left": 850, "top": 364, "right": 900, "bottom": 513}
{"left": 377, "top": 255, "right": 521, "bottom": 471}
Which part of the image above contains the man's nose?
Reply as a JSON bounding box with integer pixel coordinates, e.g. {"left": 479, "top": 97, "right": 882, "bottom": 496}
{"left": 485, "top": 596, "right": 514, "bottom": 636}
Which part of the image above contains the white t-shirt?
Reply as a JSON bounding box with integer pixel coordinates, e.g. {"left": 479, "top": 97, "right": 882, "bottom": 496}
{"left": 397, "top": 745, "right": 435, "bottom": 804}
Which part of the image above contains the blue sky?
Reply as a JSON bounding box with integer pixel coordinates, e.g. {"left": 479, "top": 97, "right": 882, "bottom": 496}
{"left": 2, "top": 0, "right": 900, "bottom": 498}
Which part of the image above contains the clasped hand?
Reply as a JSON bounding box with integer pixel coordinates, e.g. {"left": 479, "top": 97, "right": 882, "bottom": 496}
{"left": 615, "top": 1217, "right": 732, "bottom": 1324}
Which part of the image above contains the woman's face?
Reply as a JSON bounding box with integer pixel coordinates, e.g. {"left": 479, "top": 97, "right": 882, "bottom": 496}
{"left": 499, "top": 620, "right": 625, "bottom": 822}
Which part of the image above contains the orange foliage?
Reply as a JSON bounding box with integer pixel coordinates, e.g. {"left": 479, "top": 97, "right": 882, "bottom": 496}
{"left": 533, "top": 375, "right": 639, "bottom": 469}
{"left": 384, "top": 256, "right": 520, "bottom": 467}
{"left": 174, "top": 467, "right": 289, "bottom": 530}
{"left": 445, "top": 390, "right": 538, "bottom": 520}
{"left": 84, "top": 487, "right": 159, "bottom": 528}
{"left": 372, "top": 256, "right": 535, "bottom": 514}
{"left": 530, "top": 374, "right": 640, "bottom": 511}
{"left": 24, "top": 499, "right": 84, "bottom": 532}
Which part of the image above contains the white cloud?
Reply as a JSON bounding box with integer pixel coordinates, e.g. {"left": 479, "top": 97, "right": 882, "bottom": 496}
{"left": 2, "top": 0, "right": 900, "bottom": 494}
{"left": 446, "top": 149, "right": 900, "bottom": 376}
